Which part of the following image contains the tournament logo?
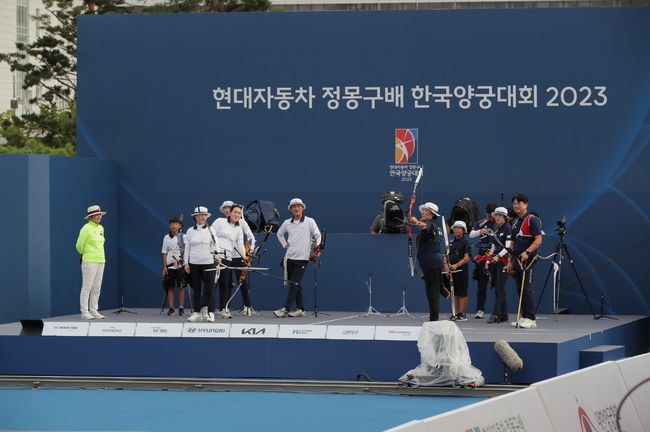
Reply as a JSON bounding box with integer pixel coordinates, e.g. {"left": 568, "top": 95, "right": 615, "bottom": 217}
{"left": 578, "top": 406, "right": 600, "bottom": 432}
{"left": 395, "top": 128, "right": 418, "bottom": 164}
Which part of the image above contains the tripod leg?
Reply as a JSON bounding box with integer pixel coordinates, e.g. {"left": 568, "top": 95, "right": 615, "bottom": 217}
{"left": 161, "top": 288, "right": 168, "bottom": 314}
{"left": 562, "top": 244, "right": 598, "bottom": 318}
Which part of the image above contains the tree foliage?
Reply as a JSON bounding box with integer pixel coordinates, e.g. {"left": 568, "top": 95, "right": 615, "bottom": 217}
{"left": 0, "top": 0, "right": 271, "bottom": 156}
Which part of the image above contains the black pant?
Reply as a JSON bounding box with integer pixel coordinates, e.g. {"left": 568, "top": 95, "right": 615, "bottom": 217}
{"left": 283, "top": 259, "right": 308, "bottom": 311}
{"left": 475, "top": 262, "right": 489, "bottom": 312}
{"left": 489, "top": 263, "right": 509, "bottom": 320}
{"left": 231, "top": 257, "right": 251, "bottom": 308}
{"left": 513, "top": 260, "right": 536, "bottom": 320}
{"left": 423, "top": 267, "right": 443, "bottom": 321}
{"left": 218, "top": 259, "right": 233, "bottom": 310}
{"left": 188, "top": 263, "right": 216, "bottom": 313}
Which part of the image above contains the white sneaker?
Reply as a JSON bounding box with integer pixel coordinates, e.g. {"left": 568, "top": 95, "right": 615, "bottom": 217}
{"left": 475, "top": 310, "right": 484, "bottom": 319}
{"left": 288, "top": 309, "right": 307, "bottom": 317}
{"left": 187, "top": 312, "right": 202, "bottom": 322}
{"left": 207, "top": 312, "right": 215, "bottom": 322}
{"left": 200, "top": 306, "right": 208, "bottom": 321}
{"left": 80, "top": 312, "right": 94, "bottom": 320}
{"left": 90, "top": 311, "right": 106, "bottom": 319}
{"left": 518, "top": 318, "right": 537, "bottom": 329}
{"left": 241, "top": 306, "right": 252, "bottom": 316}
{"left": 273, "top": 308, "right": 287, "bottom": 318}
{"left": 511, "top": 318, "right": 523, "bottom": 327}
{"left": 218, "top": 308, "right": 232, "bottom": 319}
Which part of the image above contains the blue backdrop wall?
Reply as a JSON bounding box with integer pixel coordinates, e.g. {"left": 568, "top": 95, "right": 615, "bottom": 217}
{"left": 0, "top": 155, "right": 118, "bottom": 323}
{"left": 71, "top": 8, "right": 650, "bottom": 315}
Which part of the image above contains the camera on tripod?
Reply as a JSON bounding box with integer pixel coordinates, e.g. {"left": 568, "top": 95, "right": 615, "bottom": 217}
{"left": 381, "top": 191, "right": 406, "bottom": 234}
{"left": 555, "top": 215, "right": 567, "bottom": 235}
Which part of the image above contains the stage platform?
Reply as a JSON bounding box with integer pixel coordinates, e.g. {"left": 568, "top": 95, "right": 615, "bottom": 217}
{"left": 0, "top": 309, "right": 647, "bottom": 384}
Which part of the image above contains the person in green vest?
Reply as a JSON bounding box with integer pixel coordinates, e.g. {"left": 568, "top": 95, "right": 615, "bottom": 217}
{"left": 76, "top": 205, "right": 107, "bottom": 320}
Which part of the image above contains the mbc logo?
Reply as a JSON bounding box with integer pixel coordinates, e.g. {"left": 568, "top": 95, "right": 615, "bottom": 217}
{"left": 241, "top": 328, "right": 266, "bottom": 335}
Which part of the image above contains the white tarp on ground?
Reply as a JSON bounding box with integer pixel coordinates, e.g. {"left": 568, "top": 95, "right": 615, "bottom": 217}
{"left": 399, "top": 321, "right": 484, "bottom": 388}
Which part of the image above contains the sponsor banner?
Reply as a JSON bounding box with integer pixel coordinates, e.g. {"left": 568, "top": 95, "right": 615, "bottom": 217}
{"left": 533, "top": 361, "right": 643, "bottom": 432}
{"left": 182, "top": 323, "right": 231, "bottom": 338}
{"left": 278, "top": 325, "right": 327, "bottom": 339}
{"left": 135, "top": 323, "right": 183, "bottom": 338}
{"left": 326, "top": 325, "right": 375, "bottom": 340}
{"left": 616, "top": 353, "right": 650, "bottom": 428}
{"left": 230, "top": 323, "right": 279, "bottom": 338}
{"left": 411, "top": 387, "right": 554, "bottom": 432}
{"left": 42, "top": 321, "right": 90, "bottom": 337}
{"left": 374, "top": 326, "right": 420, "bottom": 341}
{"left": 88, "top": 322, "right": 136, "bottom": 337}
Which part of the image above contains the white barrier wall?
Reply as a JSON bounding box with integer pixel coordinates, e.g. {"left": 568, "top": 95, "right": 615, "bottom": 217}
{"left": 616, "top": 353, "right": 650, "bottom": 428}
{"left": 387, "top": 353, "right": 650, "bottom": 432}
{"left": 386, "top": 387, "right": 553, "bottom": 432}
{"left": 533, "top": 361, "right": 643, "bottom": 432}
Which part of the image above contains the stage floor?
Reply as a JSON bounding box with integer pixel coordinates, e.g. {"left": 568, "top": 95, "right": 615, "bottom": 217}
{"left": 1, "top": 310, "right": 647, "bottom": 384}
{"left": 0, "top": 308, "right": 643, "bottom": 344}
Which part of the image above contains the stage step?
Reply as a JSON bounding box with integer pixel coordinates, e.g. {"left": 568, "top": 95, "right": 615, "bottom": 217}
{"left": 579, "top": 345, "right": 625, "bottom": 368}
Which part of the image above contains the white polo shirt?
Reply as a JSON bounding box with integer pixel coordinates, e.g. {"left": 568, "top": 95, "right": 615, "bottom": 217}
{"left": 211, "top": 217, "right": 244, "bottom": 261}
{"left": 161, "top": 232, "right": 185, "bottom": 266}
{"left": 184, "top": 224, "right": 219, "bottom": 265}
{"left": 239, "top": 218, "right": 256, "bottom": 250}
{"left": 276, "top": 215, "right": 321, "bottom": 260}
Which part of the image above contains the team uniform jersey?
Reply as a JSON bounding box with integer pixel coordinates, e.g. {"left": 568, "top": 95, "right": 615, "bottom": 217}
{"left": 184, "top": 224, "right": 219, "bottom": 265}
{"left": 416, "top": 220, "right": 444, "bottom": 270}
{"left": 276, "top": 215, "right": 321, "bottom": 261}
{"left": 509, "top": 213, "right": 542, "bottom": 256}
{"left": 161, "top": 232, "right": 185, "bottom": 266}
{"left": 469, "top": 219, "right": 496, "bottom": 255}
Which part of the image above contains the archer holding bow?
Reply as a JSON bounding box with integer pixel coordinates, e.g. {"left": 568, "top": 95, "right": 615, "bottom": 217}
{"left": 409, "top": 202, "right": 448, "bottom": 321}
{"left": 506, "top": 194, "right": 543, "bottom": 329}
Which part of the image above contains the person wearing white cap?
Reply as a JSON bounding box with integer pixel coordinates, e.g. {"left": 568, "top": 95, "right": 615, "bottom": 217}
{"left": 184, "top": 206, "right": 220, "bottom": 322}
{"left": 216, "top": 200, "right": 256, "bottom": 316}
{"left": 273, "top": 198, "right": 321, "bottom": 318}
{"left": 444, "top": 220, "right": 471, "bottom": 321}
{"left": 211, "top": 204, "right": 247, "bottom": 319}
{"left": 469, "top": 203, "right": 498, "bottom": 319}
{"left": 485, "top": 206, "right": 512, "bottom": 324}
{"left": 410, "top": 202, "right": 446, "bottom": 321}
{"left": 75, "top": 205, "right": 108, "bottom": 320}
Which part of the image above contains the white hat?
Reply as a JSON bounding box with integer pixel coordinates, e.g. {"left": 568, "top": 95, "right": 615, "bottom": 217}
{"left": 84, "top": 205, "right": 107, "bottom": 219}
{"left": 492, "top": 206, "right": 509, "bottom": 218}
{"left": 451, "top": 220, "right": 467, "bottom": 232}
{"left": 219, "top": 200, "right": 234, "bottom": 213}
{"left": 418, "top": 202, "right": 440, "bottom": 216}
{"left": 288, "top": 198, "right": 306, "bottom": 211}
{"left": 191, "top": 206, "right": 211, "bottom": 217}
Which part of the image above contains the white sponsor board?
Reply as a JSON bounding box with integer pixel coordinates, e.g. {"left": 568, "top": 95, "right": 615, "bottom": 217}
{"left": 135, "top": 322, "right": 183, "bottom": 337}
{"left": 533, "top": 361, "right": 644, "bottom": 432}
{"left": 374, "top": 326, "right": 420, "bottom": 341}
{"left": 326, "top": 325, "right": 375, "bottom": 340}
{"left": 88, "top": 322, "right": 136, "bottom": 337}
{"left": 182, "top": 323, "right": 231, "bottom": 338}
{"left": 387, "top": 387, "right": 554, "bottom": 432}
{"left": 230, "top": 323, "right": 279, "bottom": 338}
{"left": 42, "top": 321, "right": 90, "bottom": 336}
{"left": 278, "top": 325, "right": 327, "bottom": 339}
{"left": 616, "top": 353, "right": 650, "bottom": 429}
